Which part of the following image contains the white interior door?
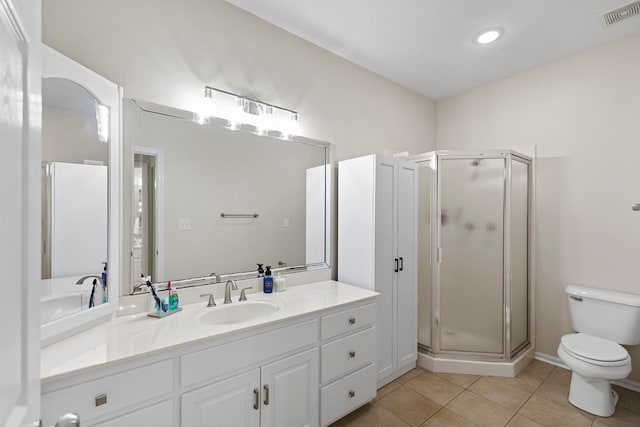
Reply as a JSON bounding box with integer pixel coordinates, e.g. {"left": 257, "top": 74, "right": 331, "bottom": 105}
{"left": 0, "top": 0, "right": 41, "bottom": 425}
{"left": 374, "top": 158, "right": 396, "bottom": 381}
{"left": 396, "top": 161, "right": 418, "bottom": 366}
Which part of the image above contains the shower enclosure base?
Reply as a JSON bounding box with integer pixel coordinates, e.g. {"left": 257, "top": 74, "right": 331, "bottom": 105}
{"left": 417, "top": 346, "right": 535, "bottom": 378}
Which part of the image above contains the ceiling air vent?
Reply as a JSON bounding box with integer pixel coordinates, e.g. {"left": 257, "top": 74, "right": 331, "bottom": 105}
{"left": 602, "top": 1, "right": 640, "bottom": 26}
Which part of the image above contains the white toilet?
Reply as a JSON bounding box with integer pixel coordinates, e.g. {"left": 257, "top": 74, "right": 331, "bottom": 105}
{"left": 557, "top": 284, "right": 640, "bottom": 417}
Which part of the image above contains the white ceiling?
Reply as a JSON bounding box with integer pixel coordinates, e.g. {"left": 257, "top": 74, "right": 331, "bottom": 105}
{"left": 226, "top": 0, "right": 640, "bottom": 100}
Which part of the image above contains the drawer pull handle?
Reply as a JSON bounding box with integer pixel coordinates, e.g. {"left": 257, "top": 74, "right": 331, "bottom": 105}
{"left": 95, "top": 393, "right": 107, "bottom": 407}
{"left": 349, "top": 351, "right": 356, "bottom": 358}
{"left": 253, "top": 388, "right": 260, "bottom": 410}
{"left": 348, "top": 390, "right": 355, "bottom": 398}
{"left": 263, "top": 384, "right": 270, "bottom": 405}
{"left": 349, "top": 317, "right": 356, "bottom": 325}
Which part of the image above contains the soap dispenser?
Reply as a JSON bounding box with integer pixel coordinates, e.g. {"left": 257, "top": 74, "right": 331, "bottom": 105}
{"left": 101, "top": 262, "right": 108, "bottom": 303}
{"left": 101, "top": 261, "right": 108, "bottom": 286}
{"left": 257, "top": 263, "right": 265, "bottom": 278}
{"left": 168, "top": 281, "right": 179, "bottom": 311}
{"left": 263, "top": 265, "right": 273, "bottom": 293}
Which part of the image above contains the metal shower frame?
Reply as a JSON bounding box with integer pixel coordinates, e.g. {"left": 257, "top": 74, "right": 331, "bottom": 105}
{"left": 409, "top": 149, "right": 533, "bottom": 362}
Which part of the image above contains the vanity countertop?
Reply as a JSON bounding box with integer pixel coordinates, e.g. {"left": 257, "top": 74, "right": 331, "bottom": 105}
{"left": 41, "top": 280, "right": 377, "bottom": 382}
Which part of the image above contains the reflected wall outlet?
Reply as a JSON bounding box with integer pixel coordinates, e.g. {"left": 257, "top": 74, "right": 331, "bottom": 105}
{"left": 178, "top": 218, "right": 191, "bottom": 230}
{"left": 283, "top": 217, "right": 289, "bottom": 227}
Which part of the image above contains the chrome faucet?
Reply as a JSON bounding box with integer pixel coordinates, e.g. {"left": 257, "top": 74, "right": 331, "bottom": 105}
{"left": 76, "top": 275, "right": 104, "bottom": 286}
{"left": 130, "top": 283, "right": 147, "bottom": 295}
{"left": 224, "top": 279, "right": 238, "bottom": 304}
{"left": 76, "top": 275, "right": 105, "bottom": 308}
{"left": 210, "top": 272, "right": 221, "bottom": 283}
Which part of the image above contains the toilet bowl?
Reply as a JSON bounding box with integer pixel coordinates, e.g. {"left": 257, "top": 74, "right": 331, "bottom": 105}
{"left": 557, "top": 333, "right": 631, "bottom": 416}
{"left": 558, "top": 285, "right": 640, "bottom": 417}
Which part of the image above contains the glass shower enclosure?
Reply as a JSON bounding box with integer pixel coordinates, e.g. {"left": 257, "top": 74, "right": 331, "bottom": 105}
{"left": 411, "top": 150, "right": 531, "bottom": 362}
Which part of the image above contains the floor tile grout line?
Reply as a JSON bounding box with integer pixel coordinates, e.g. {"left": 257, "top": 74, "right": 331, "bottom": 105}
{"left": 540, "top": 371, "right": 598, "bottom": 421}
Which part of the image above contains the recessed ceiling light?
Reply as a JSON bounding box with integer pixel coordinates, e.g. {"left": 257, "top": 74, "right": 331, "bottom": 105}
{"left": 474, "top": 28, "right": 503, "bottom": 45}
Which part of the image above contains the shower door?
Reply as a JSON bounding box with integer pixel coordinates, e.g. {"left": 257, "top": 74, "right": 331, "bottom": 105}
{"left": 510, "top": 157, "right": 530, "bottom": 355}
{"left": 416, "top": 158, "right": 435, "bottom": 352}
{"left": 437, "top": 156, "right": 505, "bottom": 356}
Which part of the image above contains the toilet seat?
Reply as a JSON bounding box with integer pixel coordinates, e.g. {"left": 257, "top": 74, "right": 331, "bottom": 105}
{"left": 560, "top": 333, "right": 630, "bottom": 367}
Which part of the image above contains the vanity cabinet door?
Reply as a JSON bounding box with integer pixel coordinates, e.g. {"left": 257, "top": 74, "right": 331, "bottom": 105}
{"left": 181, "top": 368, "right": 260, "bottom": 427}
{"left": 260, "top": 348, "right": 319, "bottom": 427}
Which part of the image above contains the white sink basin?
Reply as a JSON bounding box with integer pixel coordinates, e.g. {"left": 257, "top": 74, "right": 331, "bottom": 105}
{"left": 199, "top": 300, "right": 281, "bottom": 325}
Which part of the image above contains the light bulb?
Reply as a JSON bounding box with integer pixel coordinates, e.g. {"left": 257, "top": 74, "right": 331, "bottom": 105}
{"left": 475, "top": 29, "right": 502, "bottom": 45}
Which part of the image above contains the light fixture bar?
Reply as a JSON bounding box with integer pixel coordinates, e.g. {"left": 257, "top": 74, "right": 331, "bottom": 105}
{"left": 201, "top": 85, "right": 299, "bottom": 138}
{"left": 204, "top": 85, "right": 298, "bottom": 116}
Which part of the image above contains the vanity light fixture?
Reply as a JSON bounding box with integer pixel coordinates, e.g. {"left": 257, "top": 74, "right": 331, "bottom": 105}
{"left": 201, "top": 86, "right": 299, "bottom": 139}
{"left": 474, "top": 28, "right": 503, "bottom": 45}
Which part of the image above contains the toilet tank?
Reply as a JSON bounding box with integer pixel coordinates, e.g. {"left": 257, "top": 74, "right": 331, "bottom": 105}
{"left": 565, "top": 284, "right": 640, "bottom": 345}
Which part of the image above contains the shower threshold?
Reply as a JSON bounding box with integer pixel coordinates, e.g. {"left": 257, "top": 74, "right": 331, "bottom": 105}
{"left": 417, "top": 345, "right": 535, "bottom": 377}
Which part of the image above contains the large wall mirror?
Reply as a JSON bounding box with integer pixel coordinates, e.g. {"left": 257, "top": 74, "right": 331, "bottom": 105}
{"left": 123, "top": 99, "right": 330, "bottom": 294}
{"left": 41, "top": 45, "right": 121, "bottom": 344}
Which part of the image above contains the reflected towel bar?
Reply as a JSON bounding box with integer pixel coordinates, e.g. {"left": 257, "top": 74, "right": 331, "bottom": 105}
{"left": 220, "top": 213, "right": 259, "bottom": 218}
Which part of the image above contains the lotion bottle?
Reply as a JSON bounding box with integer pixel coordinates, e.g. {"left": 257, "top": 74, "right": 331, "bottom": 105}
{"left": 275, "top": 273, "right": 286, "bottom": 292}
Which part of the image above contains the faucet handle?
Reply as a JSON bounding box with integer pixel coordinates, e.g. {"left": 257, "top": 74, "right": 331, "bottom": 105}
{"left": 239, "top": 287, "right": 252, "bottom": 302}
{"left": 200, "top": 293, "right": 216, "bottom": 307}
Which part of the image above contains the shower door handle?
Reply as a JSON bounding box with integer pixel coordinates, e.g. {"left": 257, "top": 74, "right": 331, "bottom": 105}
{"left": 394, "top": 258, "right": 399, "bottom": 272}
{"left": 399, "top": 257, "right": 404, "bottom": 271}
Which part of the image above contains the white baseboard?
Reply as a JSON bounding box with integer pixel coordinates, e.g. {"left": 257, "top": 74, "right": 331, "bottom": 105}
{"left": 534, "top": 351, "right": 640, "bottom": 393}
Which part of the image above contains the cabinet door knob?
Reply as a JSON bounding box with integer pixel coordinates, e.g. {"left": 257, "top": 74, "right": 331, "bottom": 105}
{"left": 349, "top": 351, "right": 356, "bottom": 358}
{"left": 263, "top": 384, "right": 270, "bottom": 405}
{"left": 349, "top": 317, "right": 356, "bottom": 325}
{"left": 348, "top": 390, "right": 355, "bottom": 398}
{"left": 253, "top": 388, "right": 260, "bottom": 410}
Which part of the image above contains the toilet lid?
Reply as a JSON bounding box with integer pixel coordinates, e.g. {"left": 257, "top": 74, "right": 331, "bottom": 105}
{"left": 561, "top": 333, "right": 629, "bottom": 362}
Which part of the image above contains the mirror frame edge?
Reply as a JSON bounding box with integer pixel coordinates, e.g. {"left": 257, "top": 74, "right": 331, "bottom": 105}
{"left": 40, "top": 44, "right": 122, "bottom": 346}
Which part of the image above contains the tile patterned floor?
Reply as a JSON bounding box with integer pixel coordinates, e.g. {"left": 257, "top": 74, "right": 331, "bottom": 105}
{"left": 331, "top": 361, "right": 640, "bottom": 427}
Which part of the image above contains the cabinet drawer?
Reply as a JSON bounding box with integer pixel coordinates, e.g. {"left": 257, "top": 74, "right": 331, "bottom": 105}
{"left": 321, "top": 327, "right": 375, "bottom": 383}
{"left": 321, "top": 303, "right": 374, "bottom": 340}
{"left": 320, "top": 363, "right": 376, "bottom": 426}
{"left": 182, "top": 319, "right": 318, "bottom": 387}
{"left": 42, "top": 359, "right": 174, "bottom": 425}
{"left": 92, "top": 399, "right": 173, "bottom": 427}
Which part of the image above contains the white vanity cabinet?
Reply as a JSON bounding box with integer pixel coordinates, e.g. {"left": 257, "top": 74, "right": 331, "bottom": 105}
{"left": 41, "top": 285, "right": 377, "bottom": 427}
{"left": 319, "top": 303, "right": 377, "bottom": 426}
{"left": 41, "top": 359, "right": 176, "bottom": 426}
{"left": 182, "top": 349, "right": 319, "bottom": 427}
{"left": 338, "top": 154, "right": 418, "bottom": 387}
